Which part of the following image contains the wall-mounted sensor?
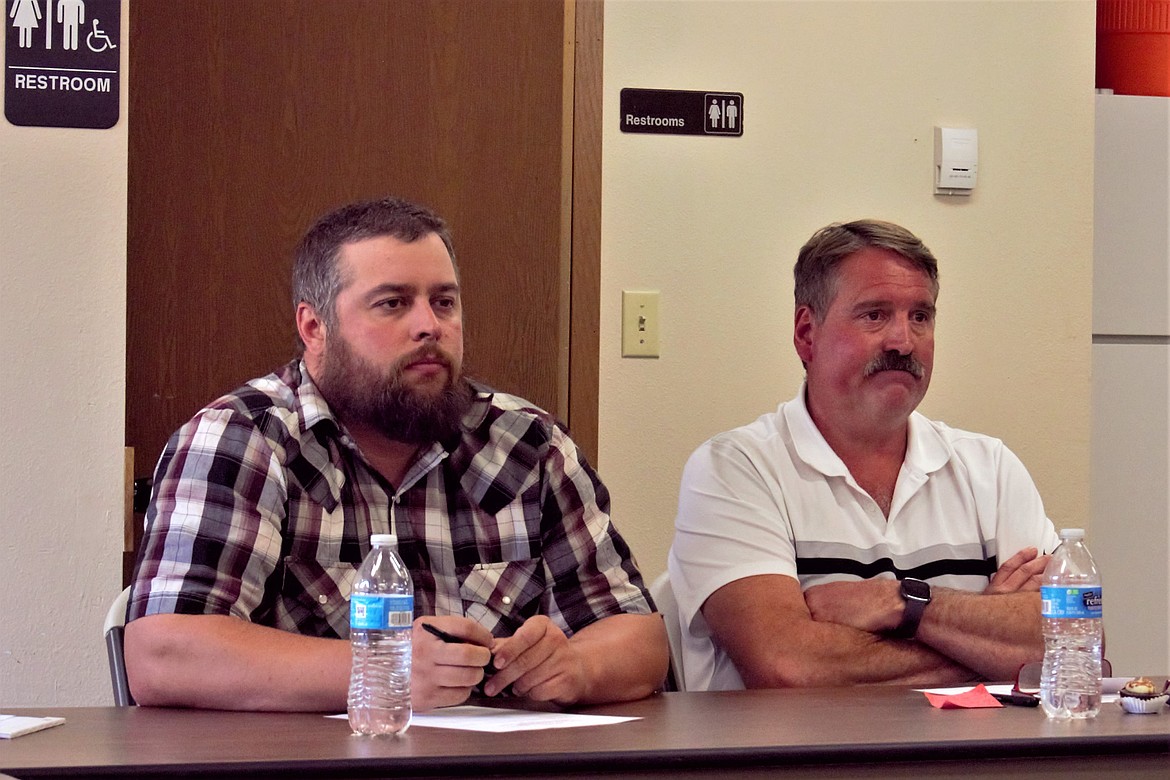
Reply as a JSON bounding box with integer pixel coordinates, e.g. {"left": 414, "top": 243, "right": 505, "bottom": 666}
{"left": 934, "top": 126, "right": 978, "bottom": 196}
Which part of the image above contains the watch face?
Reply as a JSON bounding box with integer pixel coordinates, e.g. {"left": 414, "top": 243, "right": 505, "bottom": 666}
{"left": 902, "top": 578, "right": 931, "bottom": 601}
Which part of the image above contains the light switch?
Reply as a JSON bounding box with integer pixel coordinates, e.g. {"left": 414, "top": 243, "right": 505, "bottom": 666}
{"left": 622, "top": 290, "right": 660, "bottom": 358}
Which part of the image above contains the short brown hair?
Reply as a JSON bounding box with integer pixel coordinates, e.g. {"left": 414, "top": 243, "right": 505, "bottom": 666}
{"left": 794, "top": 219, "right": 939, "bottom": 321}
{"left": 291, "top": 196, "right": 457, "bottom": 346}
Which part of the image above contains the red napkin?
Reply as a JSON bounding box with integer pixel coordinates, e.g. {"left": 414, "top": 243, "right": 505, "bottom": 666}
{"left": 923, "top": 684, "right": 1004, "bottom": 709}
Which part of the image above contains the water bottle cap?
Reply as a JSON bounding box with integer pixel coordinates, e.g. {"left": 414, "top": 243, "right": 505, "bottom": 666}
{"left": 370, "top": 533, "right": 398, "bottom": 547}
{"left": 1058, "top": 527, "right": 1085, "bottom": 540}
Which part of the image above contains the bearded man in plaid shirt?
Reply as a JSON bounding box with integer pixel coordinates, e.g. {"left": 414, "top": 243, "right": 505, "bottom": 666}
{"left": 125, "top": 197, "right": 667, "bottom": 712}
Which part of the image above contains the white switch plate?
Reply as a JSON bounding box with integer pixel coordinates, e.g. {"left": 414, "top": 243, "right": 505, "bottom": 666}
{"left": 622, "top": 290, "right": 660, "bottom": 358}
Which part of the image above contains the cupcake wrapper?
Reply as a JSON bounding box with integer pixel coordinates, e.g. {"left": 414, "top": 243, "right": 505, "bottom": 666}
{"left": 1119, "top": 694, "right": 1168, "bottom": 714}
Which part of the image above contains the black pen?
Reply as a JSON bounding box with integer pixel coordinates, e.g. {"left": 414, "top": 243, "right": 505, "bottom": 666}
{"left": 420, "top": 622, "right": 499, "bottom": 676}
{"left": 991, "top": 691, "right": 1040, "bottom": 707}
{"left": 420, "top": 621, "right": 467, "bottom": 645}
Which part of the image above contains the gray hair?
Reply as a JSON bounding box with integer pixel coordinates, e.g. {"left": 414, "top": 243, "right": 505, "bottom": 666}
{"left": 794, "top": 219, "right": 939, "bottom": 321}
{"left": 291, "top": 196, "right": 457, "bottom": 347}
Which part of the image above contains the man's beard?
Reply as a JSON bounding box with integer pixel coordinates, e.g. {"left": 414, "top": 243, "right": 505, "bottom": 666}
{"left": 316, "top": 334, "right": 473, "bottom": 445}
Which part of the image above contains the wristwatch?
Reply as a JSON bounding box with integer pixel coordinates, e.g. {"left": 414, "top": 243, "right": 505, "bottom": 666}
{"left": 892, "top": 578, "right": 931, "bottom": 639}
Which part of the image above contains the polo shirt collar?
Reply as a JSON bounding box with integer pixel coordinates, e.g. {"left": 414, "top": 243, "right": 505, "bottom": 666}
{"left": 783, "top": 382, "right": 951, "bottom": 478}
{"left": 903, "top": 409, "right": 951, "bottom": 477}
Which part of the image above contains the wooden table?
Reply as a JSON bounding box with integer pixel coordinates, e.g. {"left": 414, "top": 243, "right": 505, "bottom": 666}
{"left": 2, "top": 688, "right": 1168, "bottom": 779}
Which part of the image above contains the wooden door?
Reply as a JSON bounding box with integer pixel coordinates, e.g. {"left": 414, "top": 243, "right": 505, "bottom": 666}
{"left": 126, "top": 0, "right": 602, "bottom": 575}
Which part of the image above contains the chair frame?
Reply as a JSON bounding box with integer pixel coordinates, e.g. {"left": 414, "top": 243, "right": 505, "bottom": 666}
{"left": 650, "top": 571, "right": 686, "bottom": 692}
{"left": 104, "top": 586, "right": 135, "bottom": 706}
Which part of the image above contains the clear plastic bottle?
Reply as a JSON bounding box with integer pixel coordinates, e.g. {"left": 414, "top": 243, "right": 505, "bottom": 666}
{"left": 1039, "top": 528, "right": 1103, "bottom": 720}
{"left": 348, "top": 533, "right": 414, "bottom": 736}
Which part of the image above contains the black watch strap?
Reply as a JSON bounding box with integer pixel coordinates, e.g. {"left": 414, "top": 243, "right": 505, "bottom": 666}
{"left": 892, "top": 578, "right": 931, "bottom": 639}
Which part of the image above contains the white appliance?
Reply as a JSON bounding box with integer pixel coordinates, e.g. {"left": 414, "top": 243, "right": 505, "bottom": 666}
{"left": 1092, "top": 92, "right": 1170, "bottom": 677}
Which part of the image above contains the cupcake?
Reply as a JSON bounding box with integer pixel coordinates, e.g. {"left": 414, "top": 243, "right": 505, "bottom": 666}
{"left": 1118, "top": 677, "right": 1169, "bottom": 714}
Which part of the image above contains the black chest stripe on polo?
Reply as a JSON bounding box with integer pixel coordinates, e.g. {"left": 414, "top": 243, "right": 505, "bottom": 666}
{"left": 795, "top": 556, "right": 997, "bottom": 581}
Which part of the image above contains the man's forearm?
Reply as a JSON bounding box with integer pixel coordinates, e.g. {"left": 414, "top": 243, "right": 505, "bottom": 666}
{"left": 741, "top": 619, "right": 977, "bottom": 688}
{"left": 915, "top": 590, "right": 1044, "bottom": 680}
{"left": 569, "top": 613, "right": 669, "bottom": 703}
{"left": 802, "top": 575, "right": 1044, "bottom": 682}
{"left": 125, "top": 613, "right": 350, "bottom": 711}
{"left": 706, "top": 576, "right": 975, "bottom": 689}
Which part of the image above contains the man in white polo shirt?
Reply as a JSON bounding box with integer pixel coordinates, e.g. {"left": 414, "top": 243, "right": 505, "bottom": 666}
{"left": 669, "top": 219, "right": 1061, "bottom": 691}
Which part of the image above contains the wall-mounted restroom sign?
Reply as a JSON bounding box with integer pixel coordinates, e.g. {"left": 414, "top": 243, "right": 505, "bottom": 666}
{"left": 5, "top": 0, "right": 120, "bottom": 129}
{"left": 620, "top": 88, "right": 743, "bottom": 137}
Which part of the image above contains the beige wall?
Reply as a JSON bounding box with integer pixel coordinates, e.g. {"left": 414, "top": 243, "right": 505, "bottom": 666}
{"left": 600, "top": 1, "right": 1096, "bottom": 581}
{"left": 0, "top": 2, "right": 128, "bottom": 705}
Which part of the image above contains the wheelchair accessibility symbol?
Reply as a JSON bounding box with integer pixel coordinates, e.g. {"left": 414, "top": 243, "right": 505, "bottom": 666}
{"left": 86, "top": 18, "right": 115, "bottom": 52}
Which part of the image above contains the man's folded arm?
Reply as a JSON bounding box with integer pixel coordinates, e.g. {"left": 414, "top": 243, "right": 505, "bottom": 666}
{"left": 124, "top": 613, "right": 351, "bottom": 711}
{"left": 802, "top": 549, "right": 1049, "bottom": 681}
{"left": 913, "top": 590, "right": 1044, "bottom": 680}
{"left": 702, "top": 574, "right": 977, "bottom": 688}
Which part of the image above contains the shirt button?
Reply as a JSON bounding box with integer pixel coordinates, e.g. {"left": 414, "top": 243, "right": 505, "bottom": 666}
{"left": 318, "top": 594, "right": 328, "bottom": 605}
{"left": 501, "top": 596, "right": 512, "bottom": 606}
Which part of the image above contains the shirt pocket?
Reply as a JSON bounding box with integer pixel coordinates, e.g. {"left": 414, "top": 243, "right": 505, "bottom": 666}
{"left": 282, "top": 556, "right": 359, "bottom": 639}
{"left": 457, "top": 559, "right": 545, "bottom": 634}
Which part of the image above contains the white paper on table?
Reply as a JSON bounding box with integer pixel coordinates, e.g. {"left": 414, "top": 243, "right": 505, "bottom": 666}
{"left": 328, "top": 706, "right": 638, "bottom": 732}
{"left": 0, "top": 714, "right": 66, "bottom": 739}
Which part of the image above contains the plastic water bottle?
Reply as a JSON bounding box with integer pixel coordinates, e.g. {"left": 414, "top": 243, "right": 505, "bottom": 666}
{"left": 1039, "top": 528, "right": 1103, "bottom": 719}
{"left": 348, "top": 533, "right": 414, "bottom": 736}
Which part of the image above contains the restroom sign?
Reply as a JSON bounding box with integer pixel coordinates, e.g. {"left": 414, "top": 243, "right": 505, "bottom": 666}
{"left": 5, "top": 0, "right": 120, "bottom": 129}
{"left": 620, "top": 88, "right": 743, "bottom": 137}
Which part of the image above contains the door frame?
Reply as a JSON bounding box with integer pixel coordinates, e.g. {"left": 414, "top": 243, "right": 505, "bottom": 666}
{"left": 568, "top": 0, "right": 602, "bottom": 465}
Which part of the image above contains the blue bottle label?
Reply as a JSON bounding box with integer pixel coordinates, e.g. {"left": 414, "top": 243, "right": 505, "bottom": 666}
{"left": 1040, "top": 586, "right": 1102, "bottom": 619}
{"left": 350, "top": 594, "right": 414, "bottom": 630}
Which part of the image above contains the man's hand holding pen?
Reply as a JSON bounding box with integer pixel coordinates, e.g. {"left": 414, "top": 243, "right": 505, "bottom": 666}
{"left": 412, "top": 616, "right": 495, "bottom": 712}
{"left": 416, "top": 615, "right": 593, "bottom": 709}
{"left": 484, "top": 615, "right": 590, "bottom": 705}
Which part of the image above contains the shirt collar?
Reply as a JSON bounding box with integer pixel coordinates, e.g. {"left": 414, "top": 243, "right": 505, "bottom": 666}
{"left": 461, "top": 380, "right": 494, "bottom": 432}
{"left": 783, "top": 382, "right": 951, "bottom": 477}
{"left": 903, "top": 408, "right": 951, "bottom": 476}
{"left": 291, "top": 359, "right": 340, "bottom": 434}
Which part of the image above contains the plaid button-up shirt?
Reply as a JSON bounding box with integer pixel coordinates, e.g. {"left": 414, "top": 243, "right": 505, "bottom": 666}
{"left": 128, "top": 360, "right": 653, "bottom": 638}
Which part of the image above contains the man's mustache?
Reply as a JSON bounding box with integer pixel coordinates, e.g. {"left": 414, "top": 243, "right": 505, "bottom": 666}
{"left": 393, "top": 344, "right": 454, "bottom": 373}
{"left": 864, "top": 351, "right": 925, "bottom": 379}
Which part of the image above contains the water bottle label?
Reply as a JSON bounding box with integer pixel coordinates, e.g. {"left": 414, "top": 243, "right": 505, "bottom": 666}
{"left": 1040, "top": 586, "right": 1102, "bottom": 619}
{"left": 350, "top": 594, "right": 413, "bottom": 630}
